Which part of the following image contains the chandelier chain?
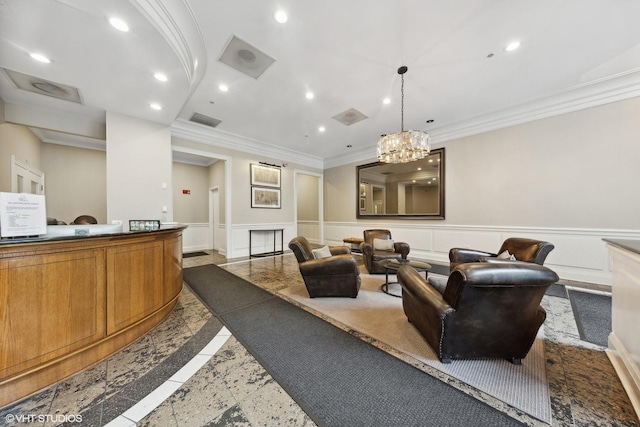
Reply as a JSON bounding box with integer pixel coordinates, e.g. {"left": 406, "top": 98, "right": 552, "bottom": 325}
{"left": 400, "top": 73, "right": 404, "bottom": 132}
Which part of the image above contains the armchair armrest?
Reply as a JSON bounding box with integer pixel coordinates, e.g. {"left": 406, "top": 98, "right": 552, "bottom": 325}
{"left": 449, "top": 248, "right": 496, "bottom": 265}
{"left": 299, "top": 254, "right": 359, "bottom": 276}
{"left": 329, "top": 246, "right": 351, "bottom": 256}
{"left": 393, "top": 242, "right": 410, "bottom": 258}
{"left": 398, "top": 266, "right": 453, "bottom": 317}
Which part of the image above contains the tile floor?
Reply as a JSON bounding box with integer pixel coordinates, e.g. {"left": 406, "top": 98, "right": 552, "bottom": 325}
{"left": 1, "top": 250, "right": 638, "bottom": 426}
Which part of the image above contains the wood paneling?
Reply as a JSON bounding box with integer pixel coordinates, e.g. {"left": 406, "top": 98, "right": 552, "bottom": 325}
{"left": 0, "top": 227, "right": 185, "bottom": 408}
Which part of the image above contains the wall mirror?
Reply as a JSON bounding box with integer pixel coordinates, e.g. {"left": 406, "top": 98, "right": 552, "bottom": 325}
{"left": 356, "top": 148, "right": 444, "bottom": 219}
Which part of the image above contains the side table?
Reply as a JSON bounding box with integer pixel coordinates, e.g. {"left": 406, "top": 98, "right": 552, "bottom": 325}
{"left": 380, "top": 259, "right": 432, "bottom": 297}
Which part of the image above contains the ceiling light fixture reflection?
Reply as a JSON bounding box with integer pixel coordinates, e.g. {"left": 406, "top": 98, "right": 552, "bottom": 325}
{"left": 109, "top": 17, "right": 130, "bottom": 32}
{"left": 30, "top": 53, "right": 51, "bottom": 63}
{"left": 383, "top": 97, "right": 391, "bottom": 105}
{"left": 150, "top": 103, "right": 162, "bottom": 110}
{"left": 154, "top": 72, "right": 168, "bottom": 82}
{"left": 274, "top": 10, "right": 288, "bottom": 23}
{"left": 219, "top": 84, "right": 229, "bottom": 92}
{"left": 305, "top": 91, "right": 314, "bottom": 99}
{"left": 505, "top": 41, "right": 521, "bottom": 52}
{"left": 318, "top": 126, "right": 325, "bottom": 132}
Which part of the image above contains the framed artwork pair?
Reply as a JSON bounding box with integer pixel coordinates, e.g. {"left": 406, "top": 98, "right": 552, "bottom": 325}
{"left": 250, "top": 163, "right": 281, "bottom": 209}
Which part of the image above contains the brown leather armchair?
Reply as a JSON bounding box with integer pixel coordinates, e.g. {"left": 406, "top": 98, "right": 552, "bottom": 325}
{"left": 361, "top": 229, "right": 410, "bottom": 274}
{"left": 449, "top": 237, "right": 554, "bottom": 270}
{"left": 288, "top": 236, "right": 360, "bottom": 298}
{"left": 397, "top": 261, "right": 559, "bottom": 364}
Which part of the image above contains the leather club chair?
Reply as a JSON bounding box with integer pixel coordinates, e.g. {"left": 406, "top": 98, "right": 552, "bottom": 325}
{"left": 449, "top": 237, "right": 554, "bottom": 271}
{"left": 288, "top": 236, "right": 361, "bottom": 298}
{"left": 361, "top": 229, "right": 410, "bottom": 274}
{"left": 397, "top": 261, "right": 559, "bottom": 364}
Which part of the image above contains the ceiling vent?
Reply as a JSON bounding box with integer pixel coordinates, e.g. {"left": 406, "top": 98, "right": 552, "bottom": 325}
{"left": 2, "top": 68, "right": 82, "bottom": 104}
{"left": 332, "top": 108, "right": 368, "bottom": 126}
{"left": 190, "top": 112, "right": 222, "bottom": 128}
{"left": 218, "top": 35, "right": 275, "bottom": 79}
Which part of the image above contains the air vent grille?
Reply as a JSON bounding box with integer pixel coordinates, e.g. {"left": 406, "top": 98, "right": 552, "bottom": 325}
{"left": 190, "top": 113, "right": 222, "bottom": 128}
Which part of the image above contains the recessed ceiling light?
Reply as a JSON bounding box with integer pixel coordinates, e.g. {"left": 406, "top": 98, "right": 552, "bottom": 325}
{"left": 109, "top": 17, "right": 129, "bottom": 32}
{"left": 318, "top": 126, "right": 325, "bottom": 132}
{"left": 274, "top": 10, "right": 288, "bottom": 23}
{"left": 150, "top": 103, "right": 162, "bottom": 110}
{"left": 30, "top": 53, "right": 50, "bottom": 63}
{"left": 383, "top": 97, "right": 391, "bottom": 105}
{"left": 154, "top": 72, "right": 167, "bottom": 82}
{"left": 305, "top": 91, "right": 314, "bottom": 99}
{"left": 219, "top": 84, "right": 229, "bottom": 92}
{"left": 505, "top": 41, "right": 521, "bottom": 52}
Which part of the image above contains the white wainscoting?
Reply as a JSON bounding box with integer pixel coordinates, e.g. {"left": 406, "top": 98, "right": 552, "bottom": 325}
{"left": 324, "top": 221, "right": 640, "bottom": 285}
{"left": 182, "top": 223, "right": 210, "bottom": 253}
{"left": 230, "top": 223, "right": 295, "bottom": 259}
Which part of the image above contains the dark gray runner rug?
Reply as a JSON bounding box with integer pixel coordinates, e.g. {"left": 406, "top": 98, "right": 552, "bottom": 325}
{"left": 184, "top": 265, "right": 525, "bottom": 427}
{"left": 568, "top": 290, "right": 612, "bottom": 347}
{"left": 182, "top": 251, "right": 209, "bottom": 258}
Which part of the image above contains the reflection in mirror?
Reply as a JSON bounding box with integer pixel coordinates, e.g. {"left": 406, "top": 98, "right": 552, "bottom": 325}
{"left": 356, "top": 148, "right": 444, "bottom": 219}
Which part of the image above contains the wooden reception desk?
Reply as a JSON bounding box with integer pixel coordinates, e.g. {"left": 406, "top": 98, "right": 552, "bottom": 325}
{"left": 0, "top": 226, "right": 186, "bottom": 408}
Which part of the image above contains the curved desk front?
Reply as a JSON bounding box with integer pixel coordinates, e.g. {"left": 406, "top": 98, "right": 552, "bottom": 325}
{"left": 0, "top": 226, "right": 186, "bottom": 408}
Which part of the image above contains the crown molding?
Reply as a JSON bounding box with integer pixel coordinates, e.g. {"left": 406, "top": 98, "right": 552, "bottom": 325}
{"left": 171, "top": 119, "right": 324, "bottom": 169}
{"left": 430, "top": 67, "right": 640, "bottom": 144}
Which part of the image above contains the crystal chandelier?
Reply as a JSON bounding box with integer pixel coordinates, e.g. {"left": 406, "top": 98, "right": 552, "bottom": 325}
{"left": 376, "top": 66, "right": 430, "bottom": 163}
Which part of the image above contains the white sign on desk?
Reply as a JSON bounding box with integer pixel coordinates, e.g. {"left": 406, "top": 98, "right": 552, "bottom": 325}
{"left": 0, "top": 192, "right": 47, "bottom": 237}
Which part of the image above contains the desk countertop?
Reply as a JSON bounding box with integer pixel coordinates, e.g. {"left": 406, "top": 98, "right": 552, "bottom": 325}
{"left": 603, "top": 238, "right": 640, "bottom": 256}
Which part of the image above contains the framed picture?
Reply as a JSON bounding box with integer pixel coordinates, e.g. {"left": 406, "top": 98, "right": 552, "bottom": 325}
{"left": 251, "top": 163, "right": 281, "bottom": 188}
{"left": 360, "top": 197, "right": 366, "bottom": 211}
{"left": 252, "top": 187, "right": 281, "bottom": 209}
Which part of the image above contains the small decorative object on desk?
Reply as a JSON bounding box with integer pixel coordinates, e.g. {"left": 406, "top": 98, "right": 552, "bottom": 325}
{"left": 129, "top": 220, "right": 160, "bottom": 231}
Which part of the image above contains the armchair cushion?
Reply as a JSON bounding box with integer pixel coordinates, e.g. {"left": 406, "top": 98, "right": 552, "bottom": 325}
{"left": 373, "top": 238, "right": 395, "bottom": 251}
{"left": 312, "top": 245, "right": 332, "bottom": 259}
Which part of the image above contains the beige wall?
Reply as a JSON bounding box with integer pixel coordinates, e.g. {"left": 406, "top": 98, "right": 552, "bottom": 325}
{"left": 106, "top": 112, "right": 173, "bottom": 227}
{"left": 172, "top": 162, "right": 209, "bottom": 223}
{"left": 325, "top": 96, "right": 640, "bottom": 230}
{"left": 0, "top": 123, "right": 42, "bottom": 192}
{"left": 296, "top": 173, "right": 319, "bottom": 221}
{"left": 172, "top": 137, "right": 322, "bottom": 226}
{"left": 41, "top": 144, "right": 107, "bottom": 224}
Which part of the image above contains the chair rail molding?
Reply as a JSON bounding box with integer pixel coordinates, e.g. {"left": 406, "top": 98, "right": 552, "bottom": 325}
{"left": 324, "top": 221, "right": 640, "bottom": 285}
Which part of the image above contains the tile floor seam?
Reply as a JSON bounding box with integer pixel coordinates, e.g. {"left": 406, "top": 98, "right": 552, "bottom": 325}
{"left": 102, "top": 328, "right": 231, "bottom": 427}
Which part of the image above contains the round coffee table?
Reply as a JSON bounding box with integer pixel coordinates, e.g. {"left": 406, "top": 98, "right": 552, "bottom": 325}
{"left": 380, "top": 259, "right": 432, "bottom": 297}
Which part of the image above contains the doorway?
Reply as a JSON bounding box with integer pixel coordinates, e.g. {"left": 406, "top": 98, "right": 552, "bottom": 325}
{"left": 294, "top": 170, "right": 323, "bottom": 244}
{"left": 11, "top": 155, "right": 45, "bottom": 194}
{"left": 209, "top": 187, "right": 219, "bottom": 251}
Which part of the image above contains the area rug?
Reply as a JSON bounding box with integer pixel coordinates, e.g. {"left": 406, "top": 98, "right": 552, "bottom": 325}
{"left": 182, "top": 251, "right": 209, "bottom": 258}
{"left": 185, "top": 265, "right": 526, "bottom": 427}
{"left": 278, "top": 271, "right": 552, "bottom": 424}
{"left": 568, "top": 289, "right": 612, "bottom": 347}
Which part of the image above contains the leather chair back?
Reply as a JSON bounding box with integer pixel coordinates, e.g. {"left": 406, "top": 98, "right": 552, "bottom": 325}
{"left": 288, "top": 236, "right": 314, "bottom": 263}
{"left": 363, "top": 229, "right": 392, "bottom": 245}
{"left": 498, "top": 238, "right": 555, "bottom": 265}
